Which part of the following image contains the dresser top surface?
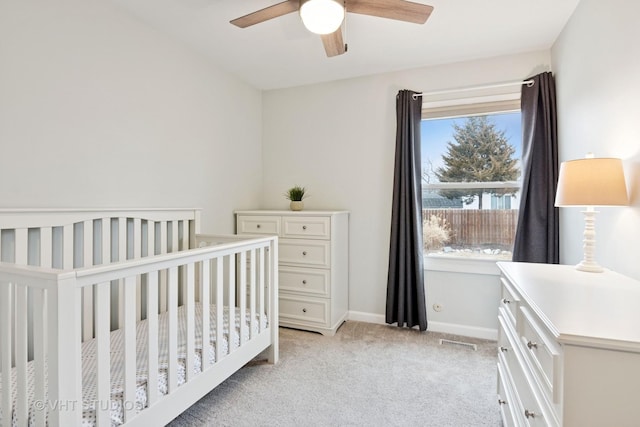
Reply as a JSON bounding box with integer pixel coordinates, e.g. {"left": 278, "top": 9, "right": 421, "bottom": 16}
{"left": 235, "top": 210, "right": 349, "bottom": 215}
{"left": 498, "top": 262, "right": 640, "bottom": 351}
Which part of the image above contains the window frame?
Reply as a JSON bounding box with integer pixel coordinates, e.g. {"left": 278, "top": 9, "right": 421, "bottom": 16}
{"left": 421, "top": 91, "right": 522, "bottom": 269}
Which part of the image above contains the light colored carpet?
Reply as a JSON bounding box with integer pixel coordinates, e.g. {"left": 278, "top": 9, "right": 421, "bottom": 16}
{"left": 168, "top": 321, "right": 501, "bottom": 427}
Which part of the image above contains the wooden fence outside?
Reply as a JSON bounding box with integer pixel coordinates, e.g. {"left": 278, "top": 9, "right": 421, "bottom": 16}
{"left": 423, "top": 209, "right": 519, "bottom": 248}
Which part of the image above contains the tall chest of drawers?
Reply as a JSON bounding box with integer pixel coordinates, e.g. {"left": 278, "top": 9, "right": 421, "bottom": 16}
{"left": 235, "top": 210, "right": 349, "bottom": 336}
{"left": 496, "top": 262, "right": 640, "bottom": 427}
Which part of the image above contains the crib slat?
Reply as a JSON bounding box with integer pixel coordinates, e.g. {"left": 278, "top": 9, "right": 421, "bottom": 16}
{"left": 11, "top": 228, "right": 27, "bottom": 396}
{"left": 40, "top": 227, "right": 53, "bottom": 268}
{"left": 179, "top": 221, "right": 187, "bottom": 251}
{"left": 95, "top": 282, "right": 111, "bottom": 427}
{"left": 159, "top": 222, "right": 167, "bottom": 312}
{"left": 238, "top": 252, "right": 247, "bottom": 346}
{"left": 200, "top": 261, "right": 211, "bottom": 371}
{"left": 123, "top": 276, "right": 136, "bottom": 423}
{"left": 146, "top": 221, "right": 155, "bottom": 257}
{"left": 146, "top": 272, "right": 159, "bottom": 406}
{"left": 117, "top": 218, "right": 126, "bottom": 329}
{"left": 83, "top": 220, "right": 94, "bottom": 341}
{"left": 215, "top": 258, "right": 223, "bottom": 362}
{"left": 133, "top": 219, "right": 142, "bottom": 322}
{"left": 249, "top": 249, "right": 256, "bottom": 339}
{"left": 185, "top": 263, "right": 195, "bottom": 382}
{"left": 15, "top": 285, "right": 28, "bottom": 426}
{"left": 1, "top": 283, "right": 12, "bottom": 427}
{"left": 101, "top": 219, "right": 110, "bottom": 265}
{"left": 259, "top": 247, "right": 265, "bottom": 333}
{"left": 267, "top": 240, "right": 278, "bottom": 364}
{"left": 167, "top": 267, "right": 178, "bottom": 392}
{"left": 32, "top": 289, "right": 46, "bottom": 427}
{"left": 100, "top": 219, "right": 113, "bottom": 331}
{"left": 227, "top": 255, "right": 235, "bottom": 354}
{"left": 171, "top": 221, "right": 178, "bottom": 253}
{"left": 142, "top": 220, "right": 154, "bottom": 321}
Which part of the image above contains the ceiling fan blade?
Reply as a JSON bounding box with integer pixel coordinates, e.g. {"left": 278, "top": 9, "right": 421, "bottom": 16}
{"left": 321, "top": 28, "right": 347, "bottom": 57}
{"left": 230, "top": 0, "right": 300, "bottom": 28}
{"left": 347, "top": 0, "right": 434, "bottom": 24}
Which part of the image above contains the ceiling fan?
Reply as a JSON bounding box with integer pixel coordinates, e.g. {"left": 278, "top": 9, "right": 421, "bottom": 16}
{"left": 230, "top": 0, "right": 434, "bottom": 57}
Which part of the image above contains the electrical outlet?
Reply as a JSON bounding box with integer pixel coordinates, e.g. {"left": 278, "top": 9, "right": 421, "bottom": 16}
{"left": 433, "top": 303, "right": 443, "bottom": 312}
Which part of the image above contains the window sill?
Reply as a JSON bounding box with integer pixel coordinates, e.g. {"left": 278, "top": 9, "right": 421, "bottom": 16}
{"left": 424, "top": 254, "right": 507, "bottom": 276}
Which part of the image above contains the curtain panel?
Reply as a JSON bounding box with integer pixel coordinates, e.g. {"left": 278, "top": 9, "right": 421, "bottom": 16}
{"left": 512, "top": 72, "right": 560, "bottom": 264}
{"left": 386, "top": 90, "right": 427, "bottom": 331}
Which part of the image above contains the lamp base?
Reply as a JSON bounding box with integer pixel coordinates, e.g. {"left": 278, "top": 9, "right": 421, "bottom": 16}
{"left": 577, "top": 208, "right": 604, "bottom": 273}
{"left": 575, "top": 260, "right": 604, "bottom": 273}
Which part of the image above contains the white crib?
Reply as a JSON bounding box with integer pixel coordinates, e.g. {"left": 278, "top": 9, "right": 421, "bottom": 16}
{"left": 0, "top": 208, "right": 278, "bottom": 427}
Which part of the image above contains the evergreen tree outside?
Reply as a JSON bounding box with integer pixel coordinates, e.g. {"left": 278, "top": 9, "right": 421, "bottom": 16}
{"left": 435, "top": 116, "right": 519, "bottom": 209}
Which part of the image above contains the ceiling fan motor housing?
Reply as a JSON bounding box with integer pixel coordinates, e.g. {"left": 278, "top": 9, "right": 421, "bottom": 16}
{"left": 299, "top": 0, "right": 346, "bottom": 35}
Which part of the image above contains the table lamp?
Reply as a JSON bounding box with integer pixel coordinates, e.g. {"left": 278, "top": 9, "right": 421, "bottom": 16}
{"left": 555, "top": 156, "right": 628, "bottom": 272}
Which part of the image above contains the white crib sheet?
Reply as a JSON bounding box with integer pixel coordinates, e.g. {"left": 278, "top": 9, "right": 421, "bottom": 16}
{"left": 0, "top": 305, "right": 267, "bottom": 427}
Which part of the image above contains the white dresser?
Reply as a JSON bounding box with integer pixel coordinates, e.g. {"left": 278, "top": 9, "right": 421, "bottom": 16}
{"left": 496, "top": 262, "right": 640, "bottom": 427}
{"left": 235, "top": 210, "right": 349, "bottom": 336}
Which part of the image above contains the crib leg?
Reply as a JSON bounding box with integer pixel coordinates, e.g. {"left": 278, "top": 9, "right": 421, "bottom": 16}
{"left": 267, "top": 343, "right": 278, "bottom": 364}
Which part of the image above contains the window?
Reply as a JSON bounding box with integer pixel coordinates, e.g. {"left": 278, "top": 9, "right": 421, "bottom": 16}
{"left": 421, "top": 101, "right": 521, "bottom": 260}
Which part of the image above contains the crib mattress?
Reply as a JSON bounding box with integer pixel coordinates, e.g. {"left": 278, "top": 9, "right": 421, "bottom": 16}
{"left": 0, "top": 305, "right": 267, "bottom": 427}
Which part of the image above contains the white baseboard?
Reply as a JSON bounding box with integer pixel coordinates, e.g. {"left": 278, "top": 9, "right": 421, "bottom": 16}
{"left": 347, "top": 311, "right": 497, "bottom": 341}
{"left": 427, "top": 321, "right": 497, "bottom": 341}
{"left": 347, "top": 311, "right": 386, "bottom": 325}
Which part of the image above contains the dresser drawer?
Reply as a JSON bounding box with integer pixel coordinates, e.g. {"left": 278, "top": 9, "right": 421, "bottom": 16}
{"left": 282, "top": 216, "right": 330, "bottom": 239}
{"left": 500, "top": 277, "right": 520, "bottom": 325}
{"left": 498, "top": 312, "right": 522, "bottom": 389}
{"left": 236, "top": 215, "right": 281, "bottom": 235}
{"left": 279, "top": 239, "right": 330, "bottom": 268}
{"left": 509, "top": 349, "right": 555, "bottom": 426}
{"left": 519, "top": 306, "right": 562, "bottom": 404}
{"left": 497, "top": 356, "right": 520, "bottom": 427}
{"left": 280, "top": 266, "right": 330, "bottom": 297}
{"left": 279, "top": 294, "right": 329, "bottom": 326}
{"left": 498, "top": 309, "right": 516, "bottom": 356}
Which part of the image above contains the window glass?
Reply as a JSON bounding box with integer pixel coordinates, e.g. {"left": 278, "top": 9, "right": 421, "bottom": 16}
{"left": 421, "top": 111, "right": 521, "bottom": 259}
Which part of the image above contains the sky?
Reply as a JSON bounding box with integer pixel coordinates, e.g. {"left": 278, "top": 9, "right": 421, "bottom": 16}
{"left": 421, "top": 112, "right": 522, "bottom": 181}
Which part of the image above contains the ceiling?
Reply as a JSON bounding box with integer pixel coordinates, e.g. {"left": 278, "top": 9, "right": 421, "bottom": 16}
{"left": 112, "top": 0, "right": 580, "bottom": 90}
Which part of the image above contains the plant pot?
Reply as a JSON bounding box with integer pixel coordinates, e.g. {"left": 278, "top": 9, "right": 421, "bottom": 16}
{"left": 290, "top": 201, "right": 304, "bottom": 211}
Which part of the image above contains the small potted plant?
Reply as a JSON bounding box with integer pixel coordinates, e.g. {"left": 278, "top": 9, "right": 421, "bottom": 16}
{"left": 285, "top": 185, "right": 307, "bottom": 211}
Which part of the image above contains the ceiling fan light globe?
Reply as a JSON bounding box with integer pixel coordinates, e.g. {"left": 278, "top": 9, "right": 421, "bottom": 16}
{"left": 300, "top": 0, "right": 345, "bottom": 35}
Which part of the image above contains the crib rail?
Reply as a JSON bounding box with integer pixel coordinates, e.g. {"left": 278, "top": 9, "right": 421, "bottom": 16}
{"left": 0, "top": 208, "right": 201, "bottom": 357}
{"left": 0, "top": 234, "right": 278, "bottom": 427}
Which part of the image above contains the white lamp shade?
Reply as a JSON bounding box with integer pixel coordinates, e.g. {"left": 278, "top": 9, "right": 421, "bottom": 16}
{"left": 555, "top": 158, "right": 628, "bottom": 207}
{"left": 300, "top": 0, "right": 345, "bottom": 35}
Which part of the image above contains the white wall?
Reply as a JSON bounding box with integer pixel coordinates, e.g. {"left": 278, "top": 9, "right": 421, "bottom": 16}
{"left": 0, "top": 0, "right": 263, "bottom": 234}
{"left": 262, "top": 50, "right": 552, "bottom": 332}
{"left": 552, "top": 0, "right": 640, "bottom": 279}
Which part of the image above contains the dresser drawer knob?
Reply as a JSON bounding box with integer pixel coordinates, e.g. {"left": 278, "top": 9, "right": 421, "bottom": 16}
{"left": 501, "top": 298, "right": 511, "bottom": 304}
{"left": 524, "top": 409, "right": 536, "bottom": 418}
{"left": 302, "top": 225, "right": 307, "bottom": 230}
{"left": 499, "top": 346, "right": 508, "bottom": 352}
{"left": 302, "top": 308, "right": 307, "bottom": 313}
{"left": 256, "top": 224, "right": 261, "bottom": 229}
{"left": 527, "top": 341, "right": 538, "bottom": 350}
{"left": 302, "top": 251, "right": 307, "bottom": 256}
{"left": 302, "top": 280, "right": 307, "bottom": 285}
{"left": 498, "top": 399, "right": 506, "bottom": 405}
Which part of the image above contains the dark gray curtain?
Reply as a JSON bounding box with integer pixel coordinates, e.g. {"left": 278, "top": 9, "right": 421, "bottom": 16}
{"left": 512, "top": 72, "right": 559, "bottom": 263}
{"left": 386, "top": 90, "right": 427, "bottom": 331}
